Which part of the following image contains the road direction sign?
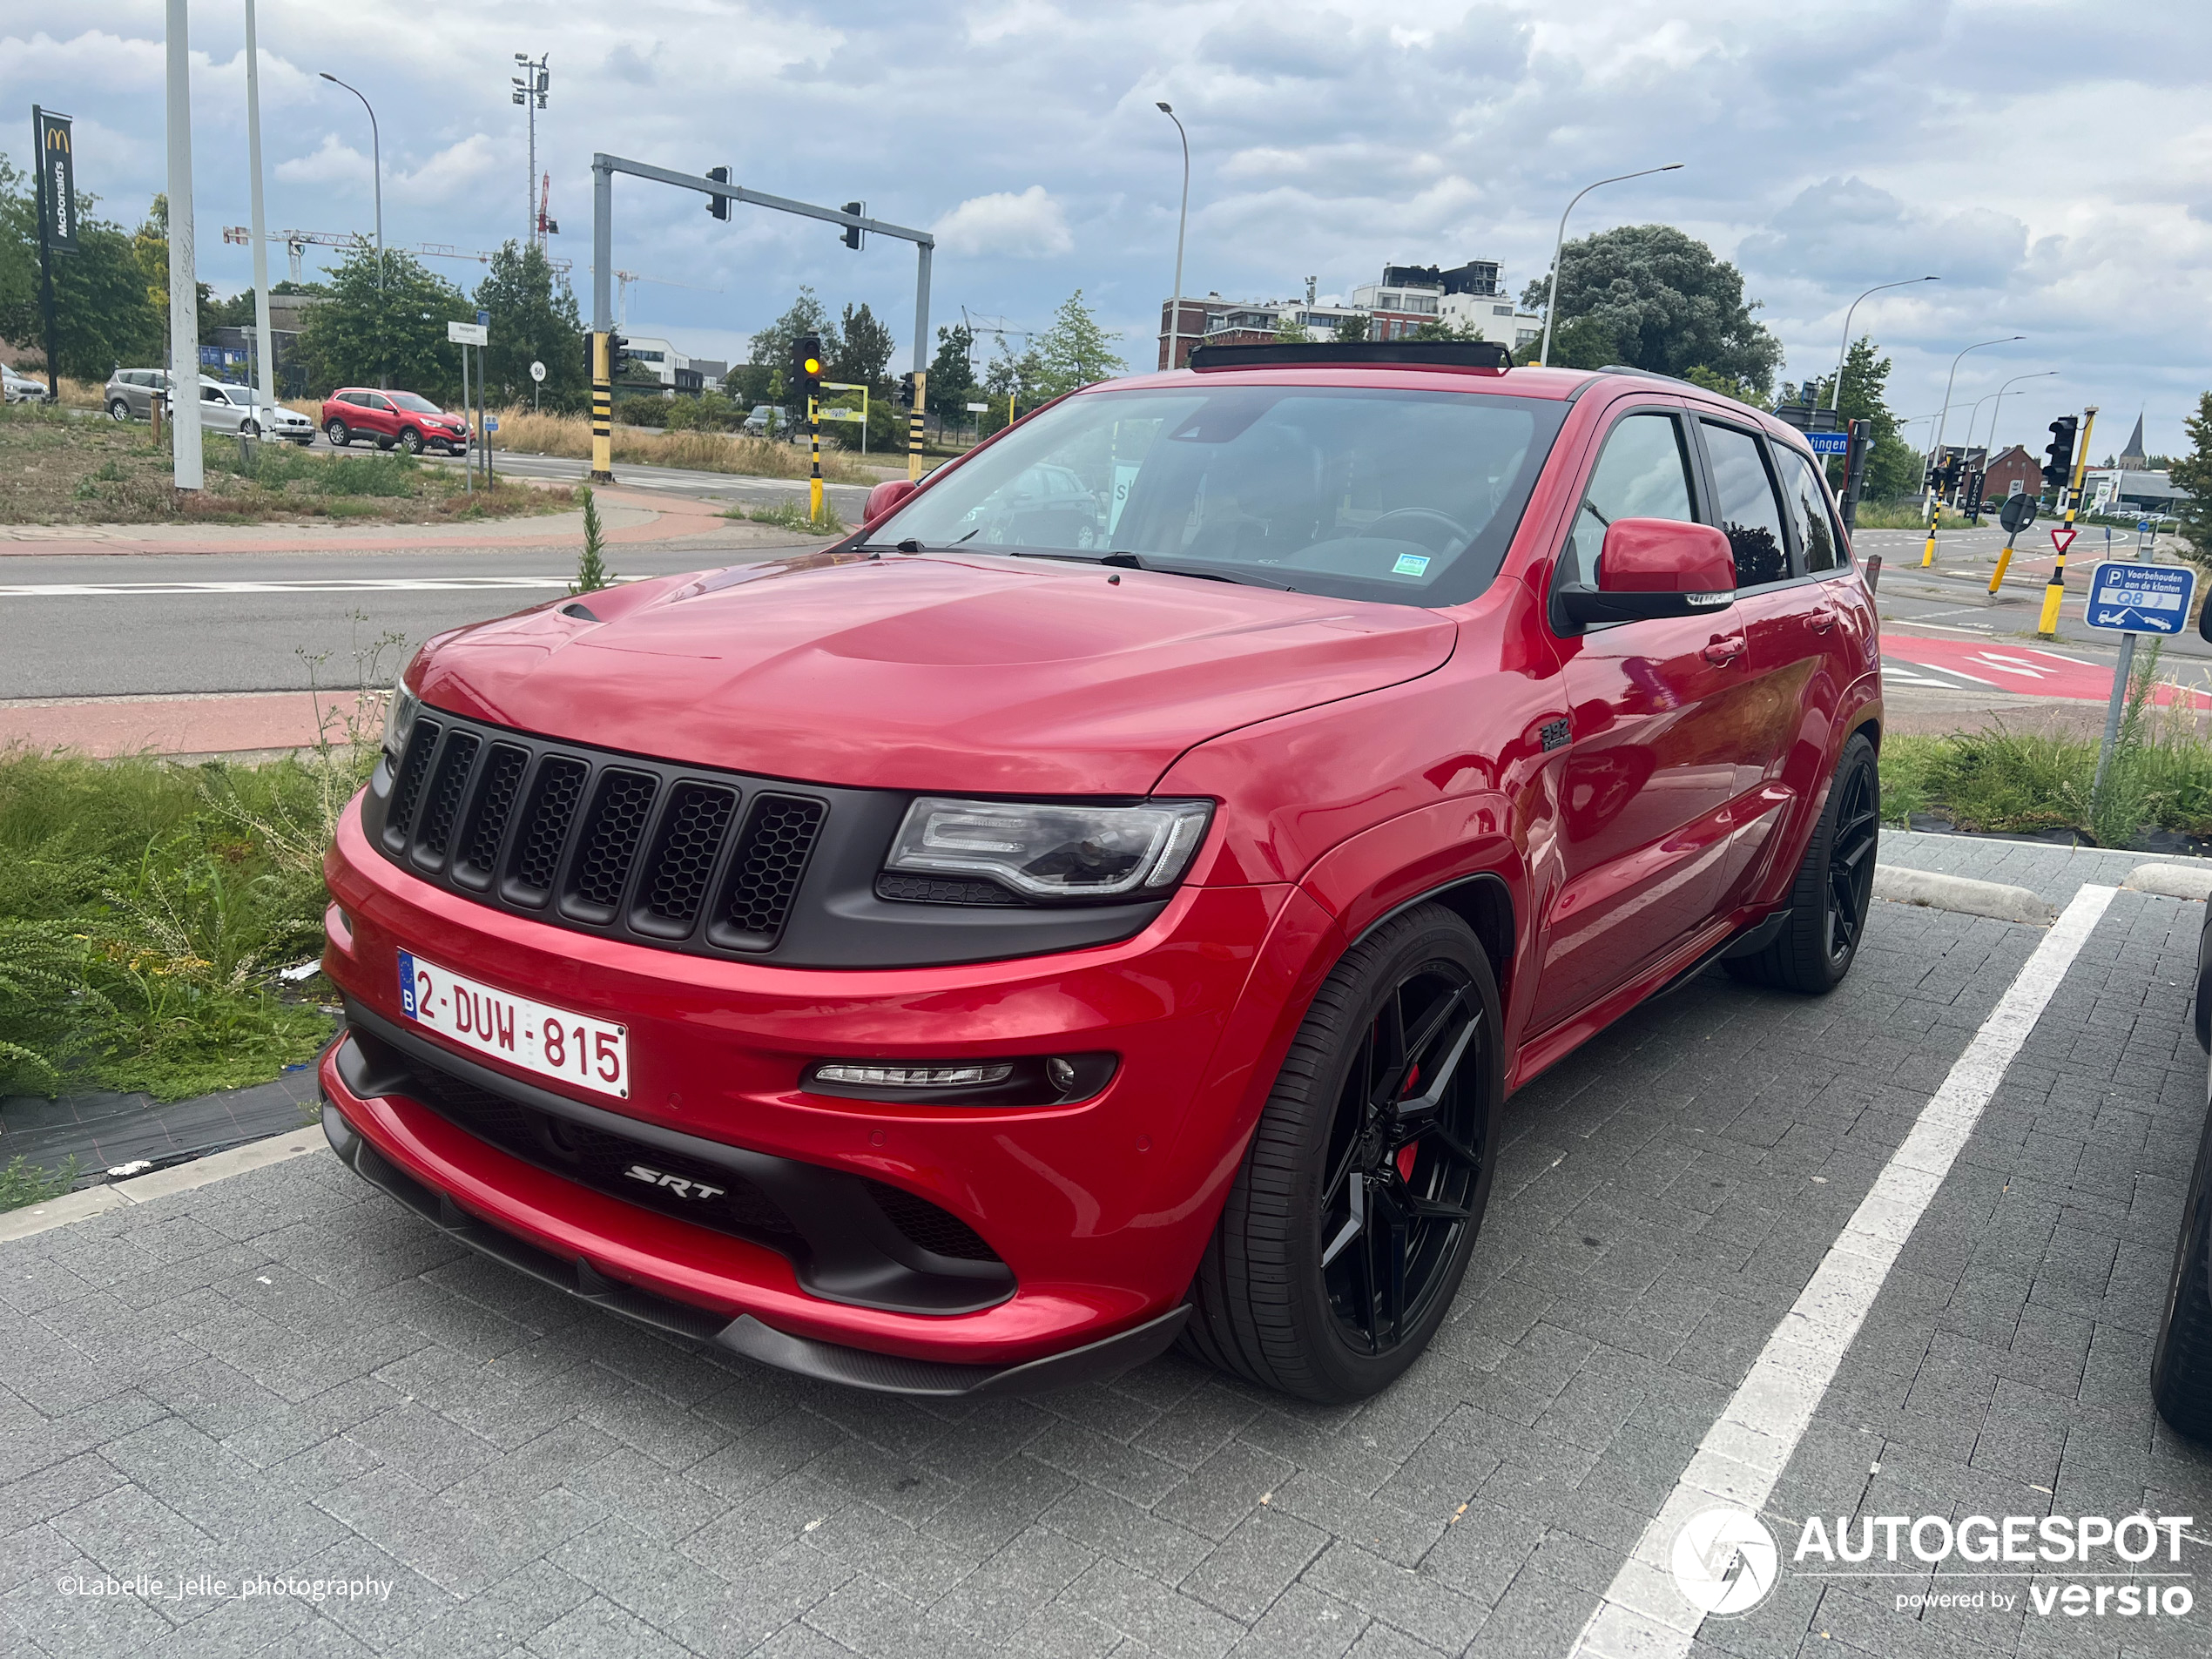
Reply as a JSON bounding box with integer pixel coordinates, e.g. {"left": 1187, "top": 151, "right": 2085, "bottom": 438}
{"left": 447, "top": 320, "right": 488, "bottom": 347}
{"left": 965, "top": 401, "right": 989, "bottom": 413}
{"left": 529, "top": 361, "right": 546, "bottom": 383}
{"left": 2084, "top": 560, "right": 2196, "bottom": 636}
{"left": 1804, "top": 431, "right": 1848, "bottom": 456}
{"left": 2050, "top": 526, "right": 2076, "bottom": 555}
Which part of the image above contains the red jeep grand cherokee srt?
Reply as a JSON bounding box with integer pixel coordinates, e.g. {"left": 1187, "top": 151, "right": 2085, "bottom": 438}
{"left": 318, "top": 341, "right": 1881, "bottom": 1403}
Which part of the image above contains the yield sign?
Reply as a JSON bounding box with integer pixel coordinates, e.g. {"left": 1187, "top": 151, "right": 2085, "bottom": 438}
{"left": 2051, "top": 526, "right": 2078, "bottom": 554}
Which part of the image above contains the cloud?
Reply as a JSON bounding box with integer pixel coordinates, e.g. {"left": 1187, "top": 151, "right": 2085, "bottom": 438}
{"left": 932, "top": 186, "right": 1074, "bottom": 259}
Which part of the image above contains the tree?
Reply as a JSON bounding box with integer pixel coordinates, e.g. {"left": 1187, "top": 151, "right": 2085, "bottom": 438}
{"left": 1512, "top": 314, "right": 1615, "bottom": 370}
{"left": 1521, "top": 224, "right": 1780, "bottom": 394}
{"left": 1028, "top": 290, "right": 1124, "bottom": 397}
{"left": 1333, "top": 314, "right": 1369, "bottom": 342}
{"left": 1410, "top": 318, "right": 1487, "bottom": 343}
{"left": 927, "top": 323, "right": 976, "bottom": 416}
{"left": 2169, "top": 392, "right": 2212, "bottom": 571}
{"left": 473, "top": 240, "right": 586, "bottom": 408}
{"left": 829, "top": 301, "right": 894, "bottom": 388}
{"left": 0, "top": 157, "right": 161, "bottom": 381}
{"left": 294, "top": 242, "right": 468, "bottom": 400}
{"left": 129, "top": 194, "right": 216, "bottom": 347}
{"left": 1683, "top": 365, "right": 1763, "bottom": 406}
{"left": 1274, "top": 313, "right": 1312, "bottom": 343}
{"left": 1805, "top": 335, "right": 1919, "bottom": 501}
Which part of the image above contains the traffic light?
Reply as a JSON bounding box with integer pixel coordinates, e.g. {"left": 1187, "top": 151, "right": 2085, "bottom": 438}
{"left": 1939, "top": 454, "right": 1964, "bottom": 496}
{"left": 705, "top": 166, "right": 730, "bottom": 222}
{"left": 2043, "top": 415, "right": 2079, "bottom": 490}
{"left": 610, "top": 333, "right": 632, "bottom": 378}
{"left": 840, "top": 202, "right": 864, "bottom": 251}
{"left": 788, "top": 334, "right": 823, "bottom": 396}
{"left": 897, "top": 372, "right": 916, "bottom": 409}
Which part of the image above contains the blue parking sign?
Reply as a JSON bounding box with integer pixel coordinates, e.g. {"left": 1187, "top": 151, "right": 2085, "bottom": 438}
{"left": 2084, "top": 561, "right": 2196, "bottom": 636}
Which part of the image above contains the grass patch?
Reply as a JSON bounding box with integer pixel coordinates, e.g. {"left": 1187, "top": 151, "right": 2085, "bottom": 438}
{"left": 728, "top": 497, "right": 847, "bottom": 535}
{"left": 0, "top": 1155, "right": 75, "bottom": 1213}
{"left": 486, "top": 404, "right": 879, "bottom": 485}
{"left": 0, "top": 634, "right": 399, "bottom": 1103}
{"left": 1878, "top": 649, "right": 2212, "bottom": 847}
{"left": 0, "top": 400, "right": 570, "bottom": 526}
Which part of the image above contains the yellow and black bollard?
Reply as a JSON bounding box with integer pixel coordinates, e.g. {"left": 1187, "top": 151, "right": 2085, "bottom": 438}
{"left": 1919, "top": 492, "right": 1941, "bottom": 568}
{"left": 808, "top": 392, "right": 823, "bottom": 525}
{"left": 907, "top": 370, "right": 927, "bottom": 483}
{"left": 2036, "top": 407, "right": 2096, "bottom": 640}
{"left": 589, "top": 333, "right": 612, "bottom": 483}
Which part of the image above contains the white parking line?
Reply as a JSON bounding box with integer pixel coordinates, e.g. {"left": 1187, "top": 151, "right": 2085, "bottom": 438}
{"left": 0, "top": 578, "right": 565, "bottom": 597}
{"left": 1568, "top": 883, "right": 2118, "bottom": 1658}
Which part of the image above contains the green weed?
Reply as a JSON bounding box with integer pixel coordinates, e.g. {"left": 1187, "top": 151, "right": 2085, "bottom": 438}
{"left": 0, "top": 1155, "right": 76, "bottom": 1214}
{"left": 729, "top": 497, "right": 846, "bottom": 535}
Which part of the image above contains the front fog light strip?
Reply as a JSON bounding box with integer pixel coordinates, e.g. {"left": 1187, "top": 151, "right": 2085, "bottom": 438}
{"left": 812, "top": 1062, "right": 1014, "bottom": 1089}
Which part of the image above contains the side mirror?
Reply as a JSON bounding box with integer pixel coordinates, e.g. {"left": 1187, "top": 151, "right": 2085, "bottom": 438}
{"left": 1557, "top": 518, "right": 1737, "bottom": 628}
{"left": 863, "top": 478, "right": 917, "bottom": 527}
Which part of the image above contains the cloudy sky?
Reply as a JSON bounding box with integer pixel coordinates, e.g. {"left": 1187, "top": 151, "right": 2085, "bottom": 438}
{"left": 8, "top": 1, "right": 2210, "bottom": 458}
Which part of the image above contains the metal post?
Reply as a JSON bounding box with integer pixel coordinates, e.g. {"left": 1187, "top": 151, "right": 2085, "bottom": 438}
{"left": 319, "top": 73, "right": 383, "bottom": 382}
{"left": 1539, "top": 164, "right": 1683, "bottom": 368}
{"left": 1921, "top": 334, "right": 2023, "bottom": 568}
{"left": 2039, "top": 406, "right": 2097, "bottom": 640}
{"left": 908, "top": 241, "right": 931, "bottom": 482}
{"left": 459, "top": 345, "right": 472, "bottom": 495}
{"left": 808, "top": 388, "right": 822, "bottom": 523}
{"left": 31, "top": 107, "right": 60, "bottom": 405}
{"left": 1157, "top": 104, "right": 1188, "bottom": 371}
{"left": 1830, "top": 277, "right": 1938, "bottom": 409}
{"left": 244, "top": 3, "right": 276, "bottom": 421}
{"left": 589, "top": 157, "right": 613, "bottom": 482}
{"left": 165, "top": 0, "right": 202, "bottom": 490}
{"left": 2093, "top": 631, "right": 2138, "bottom": 800}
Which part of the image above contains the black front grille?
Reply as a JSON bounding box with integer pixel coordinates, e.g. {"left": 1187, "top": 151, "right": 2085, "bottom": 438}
{"left": 864, "top": 1179, "right": 1001, "bottom": 1262}
{"left": 375, "top": 711, "right": 830, "bottom": 958}
{"left": 402, "top": 1051, "right": 800, "bottom": 1243}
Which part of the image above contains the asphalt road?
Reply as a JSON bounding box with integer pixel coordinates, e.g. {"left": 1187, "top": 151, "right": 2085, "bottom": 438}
{"left": 0, "top": 544, "right": 809, "bottom": 699}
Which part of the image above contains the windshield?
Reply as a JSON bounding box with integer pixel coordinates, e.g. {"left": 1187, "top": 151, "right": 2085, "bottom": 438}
{"left": 390, "top": 393, "right": 442, "bottom": 414}
{"left": 871, "top": 383, "right": 1564, "bottom": 606}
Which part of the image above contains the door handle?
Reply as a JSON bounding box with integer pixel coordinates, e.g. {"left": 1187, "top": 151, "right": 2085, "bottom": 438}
{"left": 1703, "top": 636, "right": 1745, "bottom": 666}
{"left": 1808, "top": 607, "right": 1837, "bottom": 634}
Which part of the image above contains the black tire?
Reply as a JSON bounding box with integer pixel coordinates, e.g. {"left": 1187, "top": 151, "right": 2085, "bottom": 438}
{"left": 1182, "top": 902, "right": 1505, "bottom": 1403}
{"left": 107, "top": 397, "right": 131, "bottom": 421}
{"left": 325, "top": 420, "right": 350, "bottom": 447}
{"left": 2153, "top": 1082, "right": 2212, "bottom": 1438}
{"left": 1725, "top": 732, "right": 1878, "bottom": 995}
{"left": 375, "top": 436, "right": 395, "bottom": 451}
{"left": 399, "top": 428, "right": 423, "bottom": 455}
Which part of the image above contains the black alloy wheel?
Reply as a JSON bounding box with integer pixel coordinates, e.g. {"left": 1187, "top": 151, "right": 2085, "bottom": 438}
{"left": 1318, "top": 960, "right": 1488, "bottom": 1355}
{"left": 1725, "top": 731, "right": 1878, "bottom": 995}
{"left": 1183, "top": 902, "right": 1505, "bottom": 1402}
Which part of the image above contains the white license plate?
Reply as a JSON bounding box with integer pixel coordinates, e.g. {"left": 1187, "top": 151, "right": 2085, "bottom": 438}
{"left": 397, "top": 949, "right": 630, "bottom": 1100}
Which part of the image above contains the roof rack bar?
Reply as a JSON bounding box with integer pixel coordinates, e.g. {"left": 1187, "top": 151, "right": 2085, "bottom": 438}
{"left": 1186, "top": 341, "right": 1510, "bottom": 373}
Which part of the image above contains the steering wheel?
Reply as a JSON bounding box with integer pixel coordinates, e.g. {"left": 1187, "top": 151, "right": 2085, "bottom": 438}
{"left": 1365, "top": 507, "right": 1470, "bottom": 550}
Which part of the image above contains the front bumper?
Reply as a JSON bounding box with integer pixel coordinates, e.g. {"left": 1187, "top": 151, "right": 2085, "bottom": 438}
{"left": 320, "top": 795, "right": 1302, "bottom": 1383}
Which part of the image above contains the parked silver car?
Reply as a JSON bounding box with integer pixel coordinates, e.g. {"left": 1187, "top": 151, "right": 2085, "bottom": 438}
{"left": 102, "top": 370, "right": 314, "bottom": 444}
{"left": 3, "top": 363, "right": 47, "bottom": 403}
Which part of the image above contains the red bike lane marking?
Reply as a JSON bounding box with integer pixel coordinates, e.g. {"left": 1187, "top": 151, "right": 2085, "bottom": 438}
{"left": 1881, "top": 631, "right": 2212, "bottom": 707}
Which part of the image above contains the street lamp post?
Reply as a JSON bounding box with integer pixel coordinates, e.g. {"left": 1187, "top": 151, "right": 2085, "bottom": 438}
{"left": 1829, "top": 275, "right": 1938, "bottom": 408}
{"left": 513, "top": 53, "right": 550, "bottom": 247}
{"left": 319, "top": 71, "right": 383, "bottom": 386}
{"left": 1157, "top": 102, "right": 1190, "bottom": 371}
{"left": 1920, "top": 335, "right": 2022, "bottom": 567}
{"left": 244, "top": 0, "right": 275, "bottom": 421}
{"left": 1982, "top": 369, "right": 2060, "bottom": 456}
{"left": 1538, "top": 163, "right": 1683, "bottom": 368}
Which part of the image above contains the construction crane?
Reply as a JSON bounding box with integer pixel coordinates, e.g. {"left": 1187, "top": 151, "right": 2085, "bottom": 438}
{"left": 222, "top": 226, "right": 574, "bottom": 283}
{"left": 606, "top": 270, "right": 725, "bottom": 328}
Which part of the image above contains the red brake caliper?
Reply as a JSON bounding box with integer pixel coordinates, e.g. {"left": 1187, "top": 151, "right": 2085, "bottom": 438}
{"left": 1394, "top": 1062, "right": 1420, "bottom": 1181}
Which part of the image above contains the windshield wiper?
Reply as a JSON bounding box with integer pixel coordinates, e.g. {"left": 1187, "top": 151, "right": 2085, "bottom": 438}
{"left": 1006, "top": 550, "right": 1298, "bottom": 590}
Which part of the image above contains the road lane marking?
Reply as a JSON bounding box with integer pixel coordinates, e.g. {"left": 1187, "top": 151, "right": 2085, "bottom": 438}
{"left": 0, "top": 578, "right": 567, "bottom": 597}
{"left": 1568, "top": 884, "right": 2119, "bottom": 1658}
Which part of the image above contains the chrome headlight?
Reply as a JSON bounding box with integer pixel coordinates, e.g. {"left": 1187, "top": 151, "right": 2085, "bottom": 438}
{"left": 886, "top": 797, "right": 1212, "bottom": 901}
{"left": 381, "top": 684, "right": 421, "bottom": 762}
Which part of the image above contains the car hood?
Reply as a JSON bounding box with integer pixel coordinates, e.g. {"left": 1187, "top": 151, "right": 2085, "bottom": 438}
{"left": 410, "top": 552, "right": 1458, "bottom": 795}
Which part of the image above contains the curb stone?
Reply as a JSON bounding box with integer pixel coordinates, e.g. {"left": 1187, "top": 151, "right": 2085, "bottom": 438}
{"left": 1871, "top": 866, "right": 2058, "bottom": 925}
{"left": 0, "top": 1125, "right": 324, "bottom": 1244}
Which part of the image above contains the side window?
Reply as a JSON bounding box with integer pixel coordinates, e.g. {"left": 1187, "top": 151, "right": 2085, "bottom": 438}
{"left": 1777, "top": 449, "right": 1842, "bottom": 573}
{"left": 201, "top": 385, "right": 225, "bottom": 402}
{"left": 1560, "top": 413, "right": 1696, "bottom": 590}
{"left": 1702, "top": 423, "right": 1791, "bottom": 589}
{"left": 371, "top": 395, "right": 396, "bottom": 413}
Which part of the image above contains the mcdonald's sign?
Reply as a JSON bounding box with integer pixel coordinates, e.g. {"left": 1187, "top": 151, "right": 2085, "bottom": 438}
{"left": 34, "top": 107, "right": 76, "bottom": 254}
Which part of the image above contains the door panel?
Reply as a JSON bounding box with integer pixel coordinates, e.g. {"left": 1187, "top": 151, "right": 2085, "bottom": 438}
{"left": 1534, "top": 408, "right": 1745, "bottom": 1030}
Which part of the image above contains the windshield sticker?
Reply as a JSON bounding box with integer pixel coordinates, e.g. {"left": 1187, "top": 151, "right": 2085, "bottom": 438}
{"left": 1393, "top": 554, "right": 1431, "bottom": 577}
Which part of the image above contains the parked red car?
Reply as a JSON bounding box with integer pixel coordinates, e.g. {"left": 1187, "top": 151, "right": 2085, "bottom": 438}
{"left": 320, "top": 386, "right": 471, "bottom": 454}
{"left": 318, "top": 341, "right": 1882, "bottom": 1402}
